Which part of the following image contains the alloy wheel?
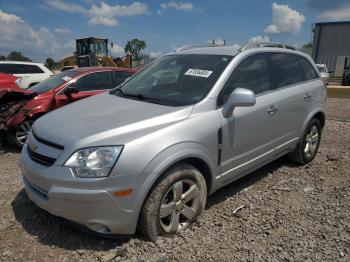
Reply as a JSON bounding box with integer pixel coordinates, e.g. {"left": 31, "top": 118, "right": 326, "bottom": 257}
{"left": 15, "top": 120, "right": 33, "bottom": 146}
{"left": 159, "top": 179, "right": 201, "bottom": 234}
{"left": 304, "top": 125, "right": 319, "bottom": 159}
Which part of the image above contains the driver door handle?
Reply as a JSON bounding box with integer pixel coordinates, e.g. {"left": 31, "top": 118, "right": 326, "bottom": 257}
{"left": 267, "top": 104, "right": 279, "bottom": 115}
{"left": 304, "top": 92, "right": 312, "bottom": 101}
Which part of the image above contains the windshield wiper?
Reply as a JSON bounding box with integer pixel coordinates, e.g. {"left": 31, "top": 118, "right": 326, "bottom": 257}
{"left": 111, "top": 88, "right": 125, "bottom": 96}
{"left": 128, "top": 93, "right": 166, "bottom": 105}
{"left": 112, "top": 88, "right": 166, "bottom": 105}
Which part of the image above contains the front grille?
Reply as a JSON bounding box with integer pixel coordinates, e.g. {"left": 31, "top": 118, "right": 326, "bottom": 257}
{"left": 32, "top": 131, "right": 64, "bottom": 150}
{"left": 27, "top": 147, "right": 56, "bottom": 166}
{"left": 23, "top": 177, "right": 48, "bottom": 201}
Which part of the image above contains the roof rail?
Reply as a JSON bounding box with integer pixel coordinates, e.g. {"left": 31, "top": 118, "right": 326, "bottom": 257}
{"left": 176, "top": 43, "right": 223, "bottom": 52}
{"left": 238, "top": 42, "right": 297, "bottom": 52}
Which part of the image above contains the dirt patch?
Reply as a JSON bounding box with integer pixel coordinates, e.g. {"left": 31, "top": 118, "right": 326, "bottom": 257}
{"left": 326, "top": 97, "right": 350, "bottom": 121}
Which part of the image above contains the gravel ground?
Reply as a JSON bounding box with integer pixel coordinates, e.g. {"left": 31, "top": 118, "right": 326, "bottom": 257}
{"left": 0, "top": 98, "right": 349, "bottom": 262}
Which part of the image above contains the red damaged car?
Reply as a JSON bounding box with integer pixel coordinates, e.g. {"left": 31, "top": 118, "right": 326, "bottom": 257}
{"left": 0, "top": 72, "right": 22, "bottom": 90}
{"left": 0, "top": 67, "right": 136, "bottom": 148}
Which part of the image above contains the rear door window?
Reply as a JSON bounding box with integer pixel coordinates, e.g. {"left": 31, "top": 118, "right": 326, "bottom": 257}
{"left": 297, "top": 57, "right": 318, "bottom": 80}
{"left": 0, "top": 64, "right": 44, "bottom": 74}
{"left": 75, "top": 71, "right": 114, "bottom": 91}
{"left": 270, "top": 54, "right": 304, "bottom": 88}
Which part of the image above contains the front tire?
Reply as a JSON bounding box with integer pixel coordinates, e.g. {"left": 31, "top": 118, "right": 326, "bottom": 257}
{"left": 289, "top": 118, "right": 322, "bottom": 164}
{"left": 7, "top": 120, "right": 34, "bottom": 149}
{"left": 138, "top": 164, "right": 207, "bottom": 241}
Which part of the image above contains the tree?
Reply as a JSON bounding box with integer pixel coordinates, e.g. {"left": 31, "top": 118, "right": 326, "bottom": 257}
{"left": 124, "top": 39, "right": 146, "bottom": 61}
{"left": 45, "top": 58, "right": 57, "bottom": 70}
{"left": 0, "top": 55, "right": 6, "bottom": 61}
{"left": 7, "top": 51, "right": 32, "bottom": 62}
{"left": 303, "top": 42, "right": 313, "bottom": 49}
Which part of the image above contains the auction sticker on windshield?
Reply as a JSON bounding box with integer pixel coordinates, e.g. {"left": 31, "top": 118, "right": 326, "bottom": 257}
{"left": 185, "top": 69, "right": 213, "bottom": 78}
{"left": 62, "top": 76, "right": 72, "bottom": 81}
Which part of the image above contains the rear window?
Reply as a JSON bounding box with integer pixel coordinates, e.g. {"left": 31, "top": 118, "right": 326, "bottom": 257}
{"left": 271, "top": 54, "right": 304, "bottom": 88}
{"left": 0, "top": 64, "right": 44, "bottom": 74}
{"left": 298, "top": 57, "right": 318, "bottom": 80}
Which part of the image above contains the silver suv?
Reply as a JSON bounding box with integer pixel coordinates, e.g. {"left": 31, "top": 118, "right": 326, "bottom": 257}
{"left": 20, "top": 43, "right": 326, "bottom": 241}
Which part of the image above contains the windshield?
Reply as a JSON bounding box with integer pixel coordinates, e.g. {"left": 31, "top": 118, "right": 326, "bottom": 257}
{"left": 111, "top": 54, "right": 232, "bottom": 106}
{"left": 77, "top": 40, "right": 89, "bottom": 56}
{"left": 29, "top": 70, "right": 78, "bottom": 94}
{"left": 93, "top": 41, "right": 108, "bottom": 57}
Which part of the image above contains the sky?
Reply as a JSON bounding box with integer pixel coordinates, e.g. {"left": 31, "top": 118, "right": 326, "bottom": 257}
{"left": 0, "top": 0, "right": 349, "bottom": 62}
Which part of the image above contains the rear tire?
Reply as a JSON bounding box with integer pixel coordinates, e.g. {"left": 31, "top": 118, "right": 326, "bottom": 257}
{"left": 138, "top": 164, "right": 207, "bottom": 241}
{"left": 288, "top": 118, "right": 321, "bottom": 164}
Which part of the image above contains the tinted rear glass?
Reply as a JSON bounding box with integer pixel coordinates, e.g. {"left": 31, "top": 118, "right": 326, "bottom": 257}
{"left": 0, "top": 64, "right": 44, "bottom": 74}
{"left": 29, "top": 71, "right": 78, "bottom": 94}
{"left": 298, "top": 57, "right": 318, "bottom": 80}
{"left": 271, "top": 54, "right": 304, "bottom": 88}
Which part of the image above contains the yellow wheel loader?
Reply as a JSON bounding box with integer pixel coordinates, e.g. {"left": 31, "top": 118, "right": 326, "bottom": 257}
{"left": 59, "top": 37, "right": 132, "bottom": 70}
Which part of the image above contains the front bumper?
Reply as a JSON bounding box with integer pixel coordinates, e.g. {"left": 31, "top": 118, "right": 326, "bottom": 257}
{"left": 20, "top": 145, "right": 139, "bottom": 235}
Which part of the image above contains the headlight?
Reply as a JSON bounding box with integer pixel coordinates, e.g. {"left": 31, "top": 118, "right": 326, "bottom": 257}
{"left": 64, "top": 146, "right": 123, "bottom": 178}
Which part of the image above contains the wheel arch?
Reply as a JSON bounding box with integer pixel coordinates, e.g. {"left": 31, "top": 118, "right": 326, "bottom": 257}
{"left": 145, "top": 156, "right": 213, "bottom": 199}
{"left": 133, "top": 145, "right": 216, "bottom": 233}
{"left": 141, "top": 154, "right": 215, "bottom": 205}
{"left": 300, "top": 109, "right": 326, "bottom": 137}
{"left": 178, "top": 157, "right": 213, "bottom": 193}
{"left": 313, "top": 111, "right": 325, "bottom": 129}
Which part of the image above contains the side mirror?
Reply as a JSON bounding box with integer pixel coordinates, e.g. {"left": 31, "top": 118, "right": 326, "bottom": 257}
{"left": 222, "top": 88, "right": 256, "bottom": 118}
{"left": 328, "top": 70, "right": 334, "bottom": 74}
{"left": 64, "top": 86, "right": 79, "bottom": 96}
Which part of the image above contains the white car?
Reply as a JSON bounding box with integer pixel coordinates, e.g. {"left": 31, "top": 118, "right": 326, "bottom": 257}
{"left": 0, "top": 61, "right": 53, "bottom": 89}
{"left": 316, "top": 64, "right": 329, "bottom": 85}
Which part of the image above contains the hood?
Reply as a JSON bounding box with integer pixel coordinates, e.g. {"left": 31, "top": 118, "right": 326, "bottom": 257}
{"left": 33, "top": 92, "right": 193, "bottom": 149}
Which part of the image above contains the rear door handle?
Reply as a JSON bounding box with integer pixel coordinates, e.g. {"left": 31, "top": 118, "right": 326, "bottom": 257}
{"left": 267, "top": 105, "right": 279, "bottom": 115}
{"left": 304, "top": 93, "right": 312, "bottom": 101}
